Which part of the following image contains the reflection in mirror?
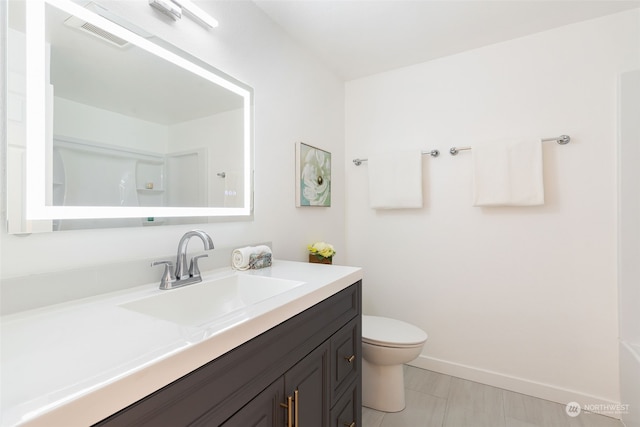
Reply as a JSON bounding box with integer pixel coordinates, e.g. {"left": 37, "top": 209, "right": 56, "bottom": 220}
{"left": 6, "top": 0, "right": 253, "bottom": 233}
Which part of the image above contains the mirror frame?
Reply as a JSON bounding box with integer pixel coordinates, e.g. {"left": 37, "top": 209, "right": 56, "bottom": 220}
{"left": 24, "top": 0, "right": 253, "bottom": 220}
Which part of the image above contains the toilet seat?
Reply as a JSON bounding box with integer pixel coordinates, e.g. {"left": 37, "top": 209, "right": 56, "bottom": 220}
{"left": 362, "top": 315, "right": 428, "bottom": 348}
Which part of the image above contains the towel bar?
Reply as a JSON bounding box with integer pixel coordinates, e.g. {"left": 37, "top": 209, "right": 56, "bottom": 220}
{"left": 353, "top": 149, "right": 440, "bottom": 166}
{"left": 449, "top": 135, "right": 570, "bottom": 156}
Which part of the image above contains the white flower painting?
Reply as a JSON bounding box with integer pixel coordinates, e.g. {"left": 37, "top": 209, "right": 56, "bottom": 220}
{"left": 296, "top": 142, "right": 331, "bottom": 207}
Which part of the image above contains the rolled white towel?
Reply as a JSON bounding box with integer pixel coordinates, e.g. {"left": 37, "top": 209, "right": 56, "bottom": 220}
{"left": 232, "top": 245, "right": 272, "bottom": 270}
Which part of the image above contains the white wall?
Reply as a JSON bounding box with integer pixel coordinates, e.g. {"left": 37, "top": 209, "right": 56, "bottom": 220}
{"left": 345, "top": 9, "right": 639, "bottom": 408}
{"left": 0, "top": 0, "right": 345, "bottom": 279}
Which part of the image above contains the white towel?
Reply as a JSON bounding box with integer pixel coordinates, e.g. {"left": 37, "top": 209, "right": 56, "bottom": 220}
{"left": 472, "top": 139, "right": 544, "bottom": 206}
{"left": 368, "top": 150, "right": 423, "bottom": 209}
{"left": 232, "top": 245, "right": 272, "bottom": 270}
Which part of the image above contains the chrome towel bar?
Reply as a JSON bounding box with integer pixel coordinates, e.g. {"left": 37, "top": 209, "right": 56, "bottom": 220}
{"left": 449, "top": 135, "right": 571, "bottom": 156}
{"left": 353, "top": 149, "right": 440, "bottom": 166}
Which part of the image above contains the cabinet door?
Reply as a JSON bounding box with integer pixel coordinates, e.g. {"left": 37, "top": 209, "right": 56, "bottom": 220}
{"left": 219, "top": 378, "right": 284, "bottom": 427}
{"left": 284, "top": 343, "right": 329, "bottom": 427}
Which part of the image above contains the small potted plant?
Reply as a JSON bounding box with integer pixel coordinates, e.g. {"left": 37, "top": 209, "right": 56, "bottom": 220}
{"left": 307, "top": 242, "right": 335, "bottom": 264}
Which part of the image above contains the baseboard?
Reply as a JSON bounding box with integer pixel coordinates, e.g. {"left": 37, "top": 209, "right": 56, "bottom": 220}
{"left": 407, "top": 354, "right": 622, "bottom": 419}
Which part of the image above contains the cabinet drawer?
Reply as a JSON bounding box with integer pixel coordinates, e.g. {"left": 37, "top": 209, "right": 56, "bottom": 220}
{"left": 330, "top": 317, "right": 361, "bottom": 405}
{"left": 324, "top": 281, "right": 360, "bottom": 331}
{"left": 330, "top": 379, "right": 360, "bottom": 427}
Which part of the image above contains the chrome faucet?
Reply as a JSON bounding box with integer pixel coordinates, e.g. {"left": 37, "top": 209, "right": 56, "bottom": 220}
{"left": 152, "top": 230, "right": 215, "bottom": 290}
{"left": 175, "top": 230, "right": 215, "bottom": 280}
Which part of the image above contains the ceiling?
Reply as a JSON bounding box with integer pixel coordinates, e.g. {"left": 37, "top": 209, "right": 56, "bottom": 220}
{"left": 253, "top": 0, "right": 640, "bottom": 80}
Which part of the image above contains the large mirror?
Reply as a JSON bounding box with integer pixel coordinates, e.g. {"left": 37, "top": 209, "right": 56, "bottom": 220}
{"left": 6, "top": 0, "right": 253, "bottom": 233}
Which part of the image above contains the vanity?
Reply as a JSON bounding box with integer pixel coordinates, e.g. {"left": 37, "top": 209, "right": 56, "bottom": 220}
{"left": 0, "top": 261, "right": 362, "bottom": 426}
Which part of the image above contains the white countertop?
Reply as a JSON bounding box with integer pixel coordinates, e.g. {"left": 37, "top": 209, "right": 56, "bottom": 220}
{"left": 0, "top": 260, "right": 362, "bottom": 427}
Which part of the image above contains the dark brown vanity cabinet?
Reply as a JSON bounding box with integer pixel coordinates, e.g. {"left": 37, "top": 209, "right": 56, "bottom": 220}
{"left": 95, "top": 281, "right": 361, "bottom": 427}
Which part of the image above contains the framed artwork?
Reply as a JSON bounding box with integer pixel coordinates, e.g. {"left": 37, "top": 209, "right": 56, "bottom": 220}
{"left": 295, "top": 142, "right": 331, "bottom": 207}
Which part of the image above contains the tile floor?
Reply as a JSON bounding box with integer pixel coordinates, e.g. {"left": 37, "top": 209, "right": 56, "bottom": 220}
{"left": 362, "top": 366, "right": 624, "bottom": 427}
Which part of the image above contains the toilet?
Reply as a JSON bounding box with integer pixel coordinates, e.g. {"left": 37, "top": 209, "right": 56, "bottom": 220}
{"left": 361, "top": 315, "right": 428, "bottom": 412}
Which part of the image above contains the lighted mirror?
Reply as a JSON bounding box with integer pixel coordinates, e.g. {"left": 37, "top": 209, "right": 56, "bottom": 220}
{"left": 6, "top": 0, "right": 253, "bottom": 233}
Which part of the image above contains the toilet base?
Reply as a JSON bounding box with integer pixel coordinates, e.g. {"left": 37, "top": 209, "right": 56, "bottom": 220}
{"left": 362, "top": 358, "right": 406, "bottom": 412}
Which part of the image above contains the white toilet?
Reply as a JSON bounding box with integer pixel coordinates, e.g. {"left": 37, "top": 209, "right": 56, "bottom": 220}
{"left": 361, "top": 315, "right": 428, "bottom": 412}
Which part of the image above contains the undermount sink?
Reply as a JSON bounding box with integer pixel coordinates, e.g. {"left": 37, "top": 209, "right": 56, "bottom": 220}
{"left": 119, "top": 273, "right": 305, "bottom": 327}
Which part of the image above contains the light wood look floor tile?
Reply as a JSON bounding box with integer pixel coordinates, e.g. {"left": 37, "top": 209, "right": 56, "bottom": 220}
{"left": 503, "top": 389, "right": 570, "bottom": 427}
{"left": 444, "top": 377, "right": 506, "bottom": 427}
{"left": 363, "top": 366, "right": 624, "bottom": 427}
{"left": 379, "top": 389, "right": 446, "bottom": 427}
{"left": 446, "top": 377, "right": 505, "bottom": 416}
{"left": 505, "top": 417, "right": 551, "bottom": 427}
{"left": 404, "top": 365, "right": 452, "bottom": 399}
{"left": 566, "top": 411, "right": 627, "bottom": 427}
{"left": 363, "top": 406, "right": 385, "bottom": 427}
{"left": 445, "top": 407, "right": 507, "bottom": 427}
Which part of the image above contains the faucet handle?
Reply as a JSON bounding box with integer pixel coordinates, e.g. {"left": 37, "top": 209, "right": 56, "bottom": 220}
{"left": 152, "top": 260, "right": 175, "bottom": 290}
{"left": 189, "top": 254, "right": 208, "bottom": 278}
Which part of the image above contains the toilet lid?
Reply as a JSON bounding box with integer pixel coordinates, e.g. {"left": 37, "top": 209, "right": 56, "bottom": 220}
{"left": 362, "top": 315, "right": 428, "bottom": 347}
